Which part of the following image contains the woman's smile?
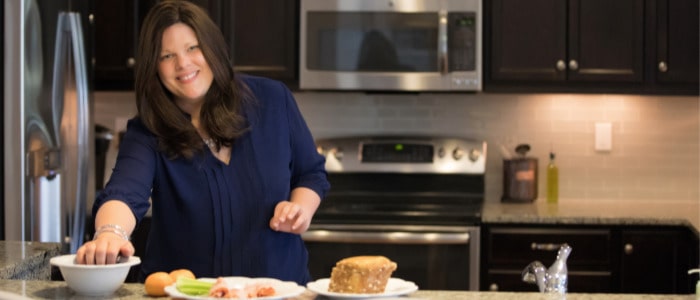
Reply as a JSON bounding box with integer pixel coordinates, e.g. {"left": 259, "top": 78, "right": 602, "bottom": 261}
{"left": 178, "top": 70, "right": 199, "bottom": 83}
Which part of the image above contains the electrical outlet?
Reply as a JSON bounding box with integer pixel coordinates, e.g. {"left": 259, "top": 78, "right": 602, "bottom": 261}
{"left": 595, "top": 122, "right": 612, "bottom": 151}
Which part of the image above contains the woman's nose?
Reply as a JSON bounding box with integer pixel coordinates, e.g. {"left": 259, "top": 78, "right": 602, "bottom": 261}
{"left": 175, "top": 54, "right": 190, "bottom": 69}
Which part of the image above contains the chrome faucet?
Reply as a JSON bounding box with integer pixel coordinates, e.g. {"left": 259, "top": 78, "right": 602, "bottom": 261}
{"left": 522, "top": 243, "right": 572, "bottom": 294}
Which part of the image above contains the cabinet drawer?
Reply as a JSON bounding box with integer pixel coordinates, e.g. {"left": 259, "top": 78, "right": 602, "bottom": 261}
{"left": 487, "top": 227, "right": 611, "bottom": 266}
{"left": 486, "top": 270, "right": 613, "bottom": 293}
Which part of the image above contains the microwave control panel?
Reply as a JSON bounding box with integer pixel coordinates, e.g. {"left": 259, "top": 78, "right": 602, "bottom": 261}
{"left": 448, "top": 12, "right": 477, "bottom": 72}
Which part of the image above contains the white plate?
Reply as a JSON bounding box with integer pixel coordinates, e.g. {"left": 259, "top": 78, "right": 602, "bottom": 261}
{"left": 164, "top": 276, "right": 305, "bottom": 300}
{"left": 306, "top": 278, "right": 418, "bottom": 299}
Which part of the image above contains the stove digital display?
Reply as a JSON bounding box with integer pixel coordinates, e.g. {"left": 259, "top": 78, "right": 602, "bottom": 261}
{"left": 361, "top": 143, "right": 433, "bottom": 163}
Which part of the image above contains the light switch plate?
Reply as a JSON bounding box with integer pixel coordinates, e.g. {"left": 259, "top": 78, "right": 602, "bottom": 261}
{"left": 595, "top": 122, "right": 612, "bottom": 151}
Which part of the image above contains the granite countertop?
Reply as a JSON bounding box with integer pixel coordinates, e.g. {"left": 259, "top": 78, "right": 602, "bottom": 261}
{"left": 0, "top": 280, "right": 694, "bottom": 300}
{"left": 482, "top": 199, "right": 700, "bottom": 235}
{"left": 0, "top": 242, "right": 61, "bottom": 280}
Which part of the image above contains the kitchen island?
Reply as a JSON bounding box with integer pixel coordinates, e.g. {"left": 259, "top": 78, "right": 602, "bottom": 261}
{"left": 0, "top": 279, "right": 694, "bottom": 300}
{"left": 0, "top": 241, "right": 60, "bottom": 280}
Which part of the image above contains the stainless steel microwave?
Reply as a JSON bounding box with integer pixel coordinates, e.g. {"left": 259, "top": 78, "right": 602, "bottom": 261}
{"left": 300, "top": 0, "right": 482, "bottom": 92}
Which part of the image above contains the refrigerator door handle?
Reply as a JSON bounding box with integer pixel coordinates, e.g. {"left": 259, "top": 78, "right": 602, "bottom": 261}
{"left": 51, "top": 12, "right": 89, "bottom": 253}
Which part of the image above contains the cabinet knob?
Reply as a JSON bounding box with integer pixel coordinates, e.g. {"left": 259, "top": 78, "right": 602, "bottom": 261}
{"left": 624, "top": 243, "right": 634, "bottom": 255}
{"left": 568, "top": 60, "right": 579, "bottom": 71}
{"left": 556, "top": 60, "right": 566, "bottom": 71}
{"left": 658, "top": 61, "right": 668, "bottom": 73}
{"left": 127, "top": 57, "right": 136, "bottom": 68}
{"left": 489, "top": 283, "right": 499, "bottom": 291}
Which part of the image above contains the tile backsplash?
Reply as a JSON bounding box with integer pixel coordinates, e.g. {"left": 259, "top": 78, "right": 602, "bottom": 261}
{"left": 95, "top": 91, "right": 699, "bottom": 203}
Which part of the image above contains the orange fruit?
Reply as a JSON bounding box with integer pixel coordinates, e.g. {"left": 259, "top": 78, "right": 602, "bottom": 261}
{"left": 169, "top": 269, "right": 196, "bottom": 282}
{"left": 144, "top": 271, "right": 175, "bottom": 297}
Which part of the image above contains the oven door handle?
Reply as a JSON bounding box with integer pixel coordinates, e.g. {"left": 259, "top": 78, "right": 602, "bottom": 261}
{"left": 302, "top": 230, "right": 470, "bottom": 245}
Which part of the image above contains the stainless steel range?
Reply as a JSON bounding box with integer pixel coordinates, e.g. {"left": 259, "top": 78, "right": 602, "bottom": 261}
{"left": 303, "top": 136, "right": 486, "bottom": 290}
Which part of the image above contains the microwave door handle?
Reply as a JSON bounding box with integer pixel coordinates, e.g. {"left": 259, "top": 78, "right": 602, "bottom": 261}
{"left": 438, "top": 11, "right": 448, "bottom": 75}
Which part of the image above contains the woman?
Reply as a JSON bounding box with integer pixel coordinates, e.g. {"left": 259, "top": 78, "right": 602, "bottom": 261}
{"left": 75, "top": 0, "right": 329, "bottom": 285}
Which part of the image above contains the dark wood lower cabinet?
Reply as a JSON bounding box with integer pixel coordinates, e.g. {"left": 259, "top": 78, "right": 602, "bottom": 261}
{"left": 620, "top": 229, "right": 694, "bottom": 293}
{"left": 482, "top": 224, "right": 699, "bottom": 294}
{"left": 487, "top": 271, "right": 612, "bottom": 293}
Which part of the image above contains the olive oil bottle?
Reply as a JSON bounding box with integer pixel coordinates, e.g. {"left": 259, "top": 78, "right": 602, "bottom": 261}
{"left": 547, "top": 152, "right": 559, "bottom": 203}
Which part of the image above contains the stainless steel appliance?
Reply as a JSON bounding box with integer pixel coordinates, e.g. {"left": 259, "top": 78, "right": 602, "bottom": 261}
{"left": 303, "top": 136, "right": 486, "bottom": 290}
{"left": 300, "top": 0, "right": 482, "bottom": 92}
{"left": 3, "top": 0, "right": 94, "bottom": 254}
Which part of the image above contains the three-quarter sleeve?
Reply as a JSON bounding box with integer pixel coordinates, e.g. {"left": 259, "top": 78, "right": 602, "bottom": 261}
{"left": 93, "top": 118, "right": 155, "bottom": 222}
{"left": 280, "top": 81, "right": 330, "bottom": 200}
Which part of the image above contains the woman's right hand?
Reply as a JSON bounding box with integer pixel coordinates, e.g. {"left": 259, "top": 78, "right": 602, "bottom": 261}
{"left": 75, "top": 232, "right": 135, "bottom": 265}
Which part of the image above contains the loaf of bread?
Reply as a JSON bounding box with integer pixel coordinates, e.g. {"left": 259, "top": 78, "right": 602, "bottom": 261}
{"left": 328, "top": 256, "right": 397, "bottom": 294}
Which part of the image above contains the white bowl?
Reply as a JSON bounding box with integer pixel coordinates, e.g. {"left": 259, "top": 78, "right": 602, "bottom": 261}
{"left": 50, "top": 254, "right": 141, "bottom": 296}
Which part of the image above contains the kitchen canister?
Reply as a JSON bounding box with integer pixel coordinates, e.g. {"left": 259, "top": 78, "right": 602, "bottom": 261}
{"left": 502, "top": 144, "right": 538, "bottom": 202}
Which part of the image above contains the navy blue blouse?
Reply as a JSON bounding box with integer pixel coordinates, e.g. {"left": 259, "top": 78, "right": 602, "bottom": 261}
{"left": 94, "top": 75, "right": 330, "bottom": 284}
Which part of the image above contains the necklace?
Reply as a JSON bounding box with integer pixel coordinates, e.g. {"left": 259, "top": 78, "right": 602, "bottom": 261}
{"left": 203, "top": 138, "right": 216, "bottom": 149}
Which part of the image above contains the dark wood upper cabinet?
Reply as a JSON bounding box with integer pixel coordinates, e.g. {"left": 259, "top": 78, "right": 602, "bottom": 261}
{"left": 486, "top": 0, "right": 698, "bottom": 94}
{"left": 489, "top": 0, "right": 567, "bottom": 82}
{"left": 567, "top": 0, "right": 644, "bottom": 83}
{"left": 488, "top": 0, "right": 644, "bottom": 85}
{"left": 93, "top": 0, "right": 299, "bottom": 91}
{"left": 228, "top": 0, "right": 298, "bottom": 86}
{"left": 93, "top": 0, "right": 156, "bottom": 90}
{"left": 648, "top": 0, "right": 699, "bottom": 90}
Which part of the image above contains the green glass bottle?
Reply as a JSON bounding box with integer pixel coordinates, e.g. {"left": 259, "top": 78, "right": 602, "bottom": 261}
{"left": 547, "top": 152, "right": 559, "bottom": 203}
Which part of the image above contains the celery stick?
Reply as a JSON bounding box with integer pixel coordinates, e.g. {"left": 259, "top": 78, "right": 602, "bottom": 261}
{"left": 176, "top": 277, "right": 214, "bottom": 296}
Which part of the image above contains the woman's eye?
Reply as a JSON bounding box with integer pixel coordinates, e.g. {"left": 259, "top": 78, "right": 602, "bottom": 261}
{"left": 188, "top": 45, "right": 199, "bottom": 52}
{"left": 160, "top": 53, "right": 173, "bottom": 61}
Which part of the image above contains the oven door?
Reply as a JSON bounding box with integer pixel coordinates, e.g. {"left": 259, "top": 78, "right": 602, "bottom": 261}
{"left": 302, "top": 225, "right": 480, "bottom": 290}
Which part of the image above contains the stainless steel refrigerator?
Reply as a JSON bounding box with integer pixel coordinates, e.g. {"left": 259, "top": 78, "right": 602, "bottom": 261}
{"left": 3, "top": 0, "right": 94, "bottom": 254}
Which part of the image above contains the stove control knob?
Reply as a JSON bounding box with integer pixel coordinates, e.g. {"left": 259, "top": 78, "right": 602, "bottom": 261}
{"left": 331, "top": 147, "right": 344, "bottom": 161}
{"left": 437, "top": 147, "right": 446, "bottom": 158}
{"left": 468, "top": 149, "right": 481, "bottom": 162}
{"left": 452, "top": 147, "right": 465, "bottom": 160}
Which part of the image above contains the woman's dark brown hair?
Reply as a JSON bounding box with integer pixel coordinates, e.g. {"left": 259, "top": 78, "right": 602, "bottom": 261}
{"left": 135, "top": 0, "right": 251, "bottom": 159}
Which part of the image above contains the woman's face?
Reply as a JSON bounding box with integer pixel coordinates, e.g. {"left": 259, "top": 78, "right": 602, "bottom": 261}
{"left": 157, "top": 23, "right": 214, "bottom": 110}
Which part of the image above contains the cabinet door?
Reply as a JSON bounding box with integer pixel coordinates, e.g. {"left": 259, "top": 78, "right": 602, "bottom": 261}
{"left": 654, "top": 0, "right": 699, "bottom": 85}
{"left": 489, "top": 0, "right": 567, "bottom": 82}
{"left": 93, "top": 0, "right": 138, "bottom": 90}
{"left": 230, "top": 0, "right": 298, "bottom": 84}
{"left": 93, "top": 0, "right": 220, "bottom": 90}
{"left": 567, "top": 0, "right": 644, "bottom": 82}
{"left": 619, "top": 229, "right": 691, "bottom": 294}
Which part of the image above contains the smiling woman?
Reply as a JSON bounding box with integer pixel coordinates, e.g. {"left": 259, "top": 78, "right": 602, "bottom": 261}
{"left": 74, "top": 0, "right": 329, "bottom": 286}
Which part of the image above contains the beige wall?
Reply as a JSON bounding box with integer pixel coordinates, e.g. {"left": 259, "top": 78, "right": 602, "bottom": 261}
{"left": 95, "top": 91, "right": 699, "bottom": 203}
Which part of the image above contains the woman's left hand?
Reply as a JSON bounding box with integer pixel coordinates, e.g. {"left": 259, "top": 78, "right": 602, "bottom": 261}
{"left": 269, "top": 201, "right": 311, "bottom": 234}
